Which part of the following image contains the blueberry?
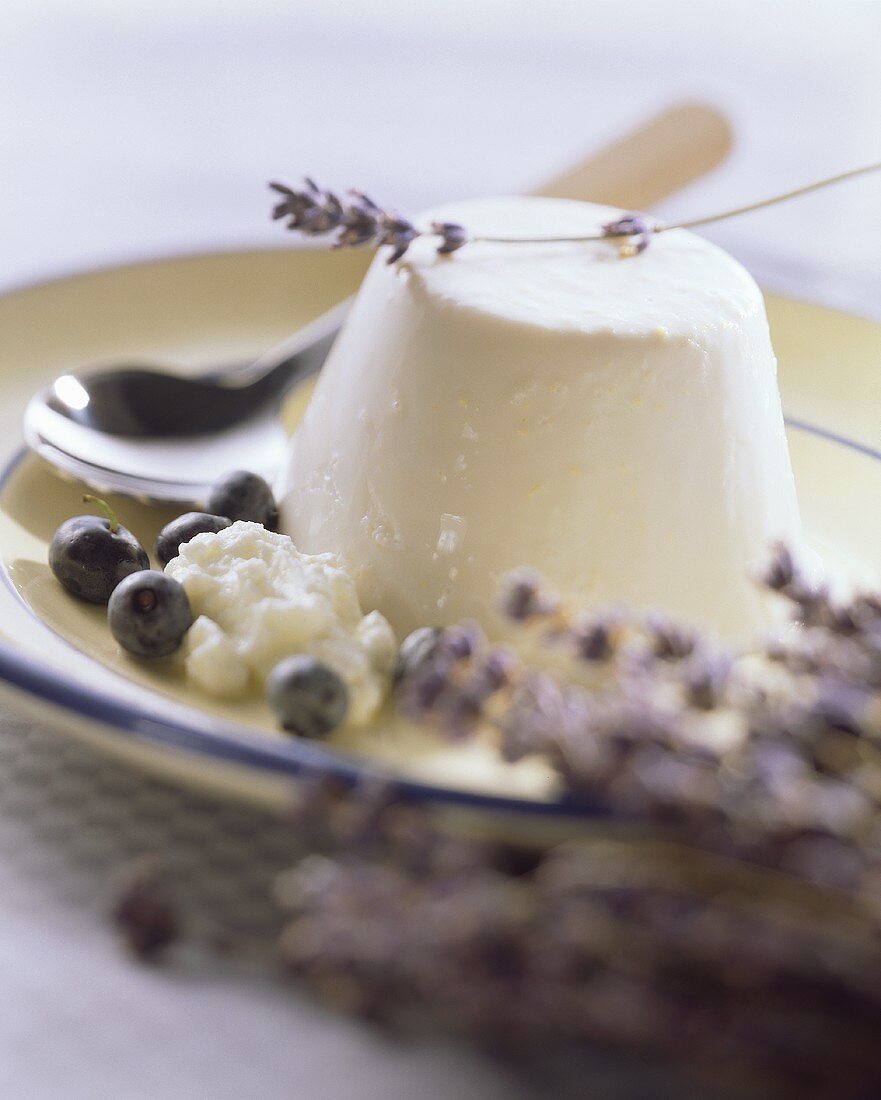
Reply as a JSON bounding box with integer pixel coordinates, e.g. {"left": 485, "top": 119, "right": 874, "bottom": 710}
{"left": 393, "top": 626, "right": 442, "bottom": 684}
{"left": 206, "top": 470, "right": 277, "bottom": 528}
{"left": 49, "top": 496, "right": 149, "bottom": 604}
{"left": 154, "top": 512, "right": 232, "bottom": 567}
{"left": 108, "top": 571, "right": 193, "bottom": 658}
{"left": 266, "top": 656, "right": 348, "bottom": 737}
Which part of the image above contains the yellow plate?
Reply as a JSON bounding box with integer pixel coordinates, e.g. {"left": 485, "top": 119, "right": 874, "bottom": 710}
{"left": 0, "top": 247, "right": 879, "bottom": 828}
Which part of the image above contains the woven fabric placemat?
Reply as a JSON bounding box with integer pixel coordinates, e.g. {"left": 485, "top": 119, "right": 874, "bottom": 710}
{"left": 0, "top": 708, "right": 594, "bottom": 1099}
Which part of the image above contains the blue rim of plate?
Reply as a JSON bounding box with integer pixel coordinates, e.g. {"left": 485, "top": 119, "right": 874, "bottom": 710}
{"left": 0, "top": 418, "right": 879, "bottom": 818}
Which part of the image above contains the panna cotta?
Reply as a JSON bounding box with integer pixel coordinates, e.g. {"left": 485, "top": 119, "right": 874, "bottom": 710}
{"left": 280, "top": 196, "right": 804, "bottom": 640}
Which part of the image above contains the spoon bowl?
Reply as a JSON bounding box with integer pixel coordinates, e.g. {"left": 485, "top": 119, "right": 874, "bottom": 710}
{"left": 23, "top": 299, "right": 350, "bottom": 502}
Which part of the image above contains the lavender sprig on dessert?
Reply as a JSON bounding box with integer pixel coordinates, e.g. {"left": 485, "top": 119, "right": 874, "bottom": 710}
{"left": 270, "top": 161, "right": 881, "bottom": 262}
{"left": 269, "top": 178, "right": 450, "bottom": 264}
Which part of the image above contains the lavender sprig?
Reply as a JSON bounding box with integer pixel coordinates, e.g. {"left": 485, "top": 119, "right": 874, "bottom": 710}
{"left": 270, "top": 161, "right": 881, "bottom": 262}
{"left": 270, "top": 179, "right": 463, "bottom": 264}
{"left": 115, "top": 543, "right": 881, "bottom": 1093}
{"left": 395, "top": 549, "right": 881, "bottom": 890}
{"left": 273, "top": 789, "right": 881, "bottom": 1094}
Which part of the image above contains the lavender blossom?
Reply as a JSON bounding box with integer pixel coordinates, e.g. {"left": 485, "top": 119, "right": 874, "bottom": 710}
{"left": 498, "top": 568, "right": 558, "bottom": 622}
{"left": 336, "top": 192, "right": 381, "bottom": 248}
{"left": 269, "top": 180, "right": 425, "bottom": 263}
{"left": 431, "top": 221, "right": 469, "bottom": 255}
{"left": 377, "top": 214, "right": 418, "bottom": 264}
{"left": 269, "top": 178, "right": 343, "bottom": 234}
{"left": 602, "top": 212, "right": 656, "bottom": 256}
{"left": 270, "top": 776, "right": 881, "bottom": 1094}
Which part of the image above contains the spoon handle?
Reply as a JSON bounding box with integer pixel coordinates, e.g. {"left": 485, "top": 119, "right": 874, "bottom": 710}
{"left": 533, "top": 102, "right": 732, "bottom": 209}
{"left": 211, "top": 296, "right": 354, "bottom": 391}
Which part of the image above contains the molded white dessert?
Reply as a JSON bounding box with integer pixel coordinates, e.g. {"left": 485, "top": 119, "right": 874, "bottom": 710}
{"left": 165, "top": 522, "right": 396, "bottom": 722}
{"left": 280, "top": 196, "right": 804, "bottom": 640}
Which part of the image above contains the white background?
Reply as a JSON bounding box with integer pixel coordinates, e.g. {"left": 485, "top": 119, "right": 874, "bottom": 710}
{"left": 1, "top": 1, "right": 879, "bottom": 312}
{"left": 0, "top": 3, "right": 879, "bottom": 1098}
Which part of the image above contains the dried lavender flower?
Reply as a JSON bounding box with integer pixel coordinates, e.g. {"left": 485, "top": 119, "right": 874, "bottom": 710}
{"left": 602, "top": 212, "right": 656, "bottom": 256}
{"left": 431, "top": 221, "right": 469, "bottom": 254}
{"left": 270, "top": 780, "right": 881, "bottom": 1094}
{"left": 377, "top": 215, "right": 418, "bottom": 264}
{"left": 269, "top": 180, "right": 431, "bottom": 263}
{"left": 761, "top": 540, "right": 797, "bottom": 591}
{"left": 271, "top": 163, "right": 881, "bottom": 261}
{"left": 682, "top": 651, "right": 732, "bottom": 710}
{"left": 571, "top": 613, "right": 616, "bottom": 661}
{"left": 645, "top": 612, "right": 697, "bottom": 660}
{"left": 269, "top": 178, "right": 344, "bottom": 234}
{"left": 438, "top": 620, "right": 484, "bottom": 661}
{"left": 336, "top": 192, "right": 381, "bottom": 248}
{"left": 111, "top": 858, "right": 180, "bottom": 962}
{"left": 498, "top": 568, "right": 558, "bottom": 622}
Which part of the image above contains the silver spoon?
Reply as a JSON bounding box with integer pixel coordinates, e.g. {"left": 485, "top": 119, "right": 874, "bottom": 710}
{"left": 22, "top": 298, "right": 351, "bottom": 504}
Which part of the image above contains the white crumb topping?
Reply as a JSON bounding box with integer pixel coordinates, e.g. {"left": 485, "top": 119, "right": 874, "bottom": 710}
{"left": 166, "top": 521, "right": 396, "bottom": 725}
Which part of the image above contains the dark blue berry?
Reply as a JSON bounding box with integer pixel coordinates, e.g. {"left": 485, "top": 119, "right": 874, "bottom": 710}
{"left": 49, "top": 501, "right": 148, "bottom": 604}
{"left": 154, "top": 512, "right": 232, "bottom": 567}
{"left": 108, "top": 571, "right": 193, "bottom": 658}
{"left": 266, "top": 656, "right": 348, "bottom": 737}
{"left": 206, "top": 470, "right": 277, "bottom": 529}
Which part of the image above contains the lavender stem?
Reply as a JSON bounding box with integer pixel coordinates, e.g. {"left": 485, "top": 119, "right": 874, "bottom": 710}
{"left": 471, "top": 161, "right": 881, "bottom": 245}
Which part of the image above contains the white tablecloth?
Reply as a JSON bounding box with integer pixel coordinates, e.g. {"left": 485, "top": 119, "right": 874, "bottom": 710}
{"left": 0, "top": 2, "right": 878, "bottom": 1096}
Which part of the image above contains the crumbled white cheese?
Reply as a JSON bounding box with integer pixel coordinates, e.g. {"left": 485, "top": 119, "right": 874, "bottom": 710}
{"left": 183, "top": 616, "right": 250, "bottom": 699}
{"left": 166, "top": 521, "right": 396, "bottom": 725}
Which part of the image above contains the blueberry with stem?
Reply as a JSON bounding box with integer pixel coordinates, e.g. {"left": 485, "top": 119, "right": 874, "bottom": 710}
{"left": 108, "top": 571, "right": 193, "bottom": 657}
{"left": 49, "top": 495, "right": 149, "bottom": 604}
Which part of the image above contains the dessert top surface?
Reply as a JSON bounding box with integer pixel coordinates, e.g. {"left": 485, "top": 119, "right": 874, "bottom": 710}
{"left": 393, "top": 195, "right": 764, "bottom": 336}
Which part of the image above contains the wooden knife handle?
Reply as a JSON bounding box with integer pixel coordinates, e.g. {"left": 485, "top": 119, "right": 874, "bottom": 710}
{"left": 535, "top": 102, "right": 732, "bottom": 209}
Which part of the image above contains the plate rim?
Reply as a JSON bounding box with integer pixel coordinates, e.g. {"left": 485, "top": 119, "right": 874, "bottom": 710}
{"left": 2, "top": 239, "right": 879, "bottom": 325}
